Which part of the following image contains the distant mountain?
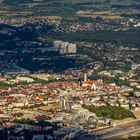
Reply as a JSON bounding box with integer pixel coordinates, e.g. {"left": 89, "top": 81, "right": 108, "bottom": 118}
{"left": 2, "top": 0, "right": 140, "bottom": 5}
{"left": 62, "top": 0, "right": 140, "bottom": 5}
{"left": 2, "top": 0, "right": 32, "bottom": 4}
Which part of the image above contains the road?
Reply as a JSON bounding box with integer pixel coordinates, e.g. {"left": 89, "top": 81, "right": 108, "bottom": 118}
{"left": 92, "top": 119, "right": 140, "bottom": 140}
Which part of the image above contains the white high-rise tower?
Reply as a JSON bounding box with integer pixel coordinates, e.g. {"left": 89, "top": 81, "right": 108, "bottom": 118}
{"left": 84, "top": 73, "right": 88, "bottom": 82}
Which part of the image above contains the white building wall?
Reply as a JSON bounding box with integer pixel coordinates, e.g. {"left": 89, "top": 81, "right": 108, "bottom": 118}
{"left": 53, "top": 40, "right": 62, "bottom": 48}
{"left": 67, "top": 43, "right": 77, "bottom": 54}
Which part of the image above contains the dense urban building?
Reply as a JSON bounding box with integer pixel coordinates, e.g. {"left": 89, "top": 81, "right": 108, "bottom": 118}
{"left": 0, "top": 0, "right": 140, "bottom": 139}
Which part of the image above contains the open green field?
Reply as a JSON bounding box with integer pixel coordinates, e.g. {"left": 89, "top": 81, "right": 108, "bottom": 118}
{"left": 78, "top": 15, "right": 123, "bottom": 20}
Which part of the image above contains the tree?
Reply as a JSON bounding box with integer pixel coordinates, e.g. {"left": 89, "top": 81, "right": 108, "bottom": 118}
{"left": 82, "top": 105, "right": 135, "bottom": 120}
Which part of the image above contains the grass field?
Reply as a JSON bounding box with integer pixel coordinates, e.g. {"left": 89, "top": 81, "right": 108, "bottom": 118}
{"left": 78, "top": 15, "right": 123, "bottom": 20}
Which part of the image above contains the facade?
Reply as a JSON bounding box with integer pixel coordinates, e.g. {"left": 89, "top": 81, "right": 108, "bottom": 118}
{"left": 60, "top": 42, "right": 69, "bottom": 54}
{"left": 60, "top": 98, "right": 72, "bottom": 112}
{"left": 67, "top": 43, "right": 77, "bottom": 54}
{"left": 53, "top": 40, "right": 62, "bottom": 49}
